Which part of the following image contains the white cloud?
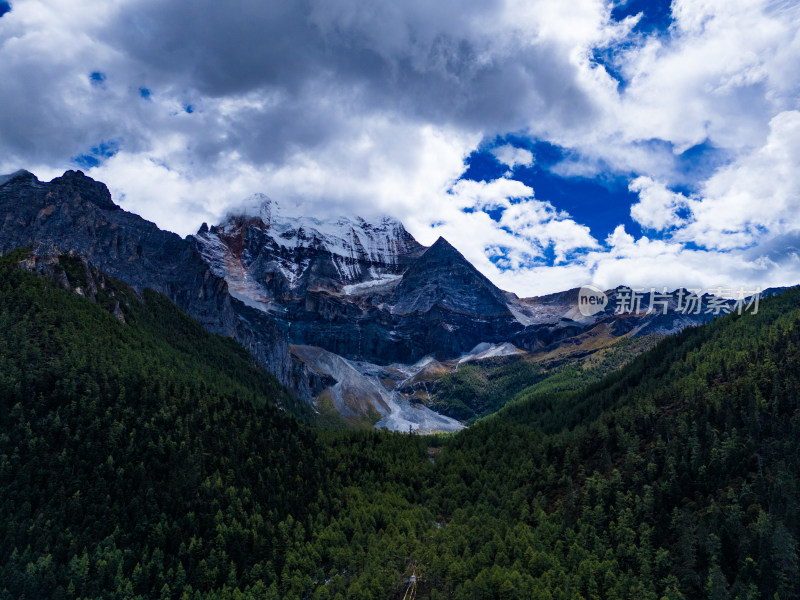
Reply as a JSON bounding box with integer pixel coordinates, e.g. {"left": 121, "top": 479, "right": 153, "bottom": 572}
{"left": 678, "top": 110, "right": 800, "bottom": 250}
{"left": 498, "top": 201, "right": 598, "bottom": 263}
{"left": 550, "top": 0, "right": 800, "bottom": 184}
{"left": 628, "top": 176, "right": 690, "bottom": 231}
{"left": 494, "top": 226, "right": 795, "bottom": 298}
{"left": 490, "top": 144, "right": 535, "bottom": 169}
{"left": 445, "top": 177, "right": 534, "bottom": 212}
{"left": 1, "top": 0, "right": 799, "bottom": 298}
{"left": 89, "top": 118, "right": 479, "bottom": 236}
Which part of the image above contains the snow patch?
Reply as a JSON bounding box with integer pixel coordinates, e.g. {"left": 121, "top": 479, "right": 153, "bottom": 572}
{"left": 276, "top": 256, "right": 310, "bottom": 287}
{"left": 293, "top": 345, "right": 464, "bottom": 434}
{"left": 459, "top": 342, "right": 523, "bottom": 365}
{"left": 342, "top": 273, "right": 402, "bottom": 295}
{"left": 254, "top": 210, "right": 416, "bottom": 269}
{"left": 195, "top": 230, "right": 272, "bottom": 311}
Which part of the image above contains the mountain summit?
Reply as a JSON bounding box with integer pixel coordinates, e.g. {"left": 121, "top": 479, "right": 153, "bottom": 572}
{"left": 192, "top": 204, "right": 522, "bottom": 364}
{"left": 0, "top": 170, "right": 726, "bottom": 429}
{"left": 196, "top": 204, "right": 423, "bottom": 298}
{"left": 392, "top": 236, "right": 513, "bottom": 316}
{"left": 0, "top": 170, "right": 293, "bottom": 385}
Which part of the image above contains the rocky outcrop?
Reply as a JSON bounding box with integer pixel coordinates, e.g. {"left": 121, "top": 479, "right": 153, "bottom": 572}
{"left": 0, "top": 169, "right": 737, "bottom": 424}
{"left": 0, "top": 170, "right": 292, "bottom": 386}
{"left": 16, "top": 251, "right": 130, "bottom": 322}
{"left": 392, "top": 237, "right": 511, "bottom": 316}
{"left": 193, "top": 219, "right": 525, "bottom": 364}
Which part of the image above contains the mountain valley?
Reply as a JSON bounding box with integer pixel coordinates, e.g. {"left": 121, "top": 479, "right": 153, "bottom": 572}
{"left": 1, "top": 226, "right": 798, "bottom": 598}
{"left": 0, "top": 169, "right": 730, "bottom": 430}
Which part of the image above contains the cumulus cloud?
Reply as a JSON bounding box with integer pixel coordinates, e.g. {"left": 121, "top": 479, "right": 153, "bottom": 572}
{"left": 491, "top": 144, "right": 535, "bottom": 169}
{"left": 0, "top": 0, "right": 629, "bottom": 176}
{"left": 0, "top": 0, "right": 799, "bottom": 297}
{"left": 628, "top": 176, "right": 690, "bottom": 231}
{"left": 554, "top": 0, "right": 800, "bottom": 184}
{"left": 490, "top": 224, "right": 795, "bottom": 298}
{"left": 679, "top": 110, "right": 800, "bottom": 250}
{"left": 446, "top": 177, "right": 534, "bottom": 212}
{"left": 498, "top": 202, "right": 598, "bottom": 263}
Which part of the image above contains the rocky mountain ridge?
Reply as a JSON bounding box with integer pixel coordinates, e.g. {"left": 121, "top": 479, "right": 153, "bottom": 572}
{"left": 0, "top": 170, "right": 734, "bottom": 430}
{"left": 0, "top": 170, "right": 293, "bottom": 386}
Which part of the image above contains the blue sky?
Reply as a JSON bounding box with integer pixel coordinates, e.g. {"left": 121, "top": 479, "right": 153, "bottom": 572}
{"left": 461, "top": 139, "right": 645, "bottom": 252}
{"left": 611, "top": 0, "right": 673, "bottom": 33}
{"left": 457, "top": 133, "right": 733, "bottom": 269}
{"left": 0, "top": 0, "right": 799, "bottom": 296}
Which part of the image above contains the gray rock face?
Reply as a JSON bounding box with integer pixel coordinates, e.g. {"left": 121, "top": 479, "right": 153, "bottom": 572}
{"left": 0, "top": 170, "right": 292, "bottom": 386}
{"left": 193, "top": 216, "right": 525, "bottom": 365}
{"left": 0, "top": 169, "right": 734, "bottom": 420}
{"left": 392, "top": 237, "right": 512, "bottom": 316}
{"left": 192, "top": 203, "right": 728, "bottom": 368}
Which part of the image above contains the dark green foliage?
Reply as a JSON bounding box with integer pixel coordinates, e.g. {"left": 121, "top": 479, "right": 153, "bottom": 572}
{"left": 2, "top": 256, "right": 800, "bottom": 599}
{"left": 430, "top": 286, "right": 800, "bottom": 599}
{"left": 429, "top": 357, "right": 546, "bottom": 422}
{"left": 0, "top": 261, "right": 321, "bottom": 598}
{"left": 58, "top": 254, "right": 89, "bottom": 291}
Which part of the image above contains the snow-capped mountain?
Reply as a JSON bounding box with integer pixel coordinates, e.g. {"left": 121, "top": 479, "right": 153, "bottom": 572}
{"left": 186, "top": 194, "right": 736, "bottom": 428}
{"left": 192, "top": 192, "right": 729, "bottom": 361}
{"left": 0, "top": 171, "right": 731, "bottom": 432}
{"left": 195, "top": 195, "right": 424, "bottom": 309}
{"left": 192, "top": 200, "right": 525, "bottom": 367}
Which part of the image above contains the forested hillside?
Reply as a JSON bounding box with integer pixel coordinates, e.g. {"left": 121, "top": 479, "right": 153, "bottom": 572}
{"left": 1, "top": 253, "right": 798, "bottom": 599}
{"left": 428, "top": 334, "right": 658, "bottom": 423}
{"left": 423, "top": 286, "right": 800, "bottom": 598}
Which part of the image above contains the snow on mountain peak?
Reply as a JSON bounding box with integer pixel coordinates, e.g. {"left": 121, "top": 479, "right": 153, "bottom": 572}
{"left": 217, "top": 194, "right": 415, "bottom": 258}
{"left": 218, "top": 192, "right": 277, "bottom": 229}
{"left": 217, "top": 195, "right": 421, "bottom": 267}
{"left": 262, "top": 213, "right": 422, "bottom": 282}
{"left": 255, "top": 193, "right": 275, "bottom": 227}
{"left": 196, "top": 194, "right": 426, "bottom": 301}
